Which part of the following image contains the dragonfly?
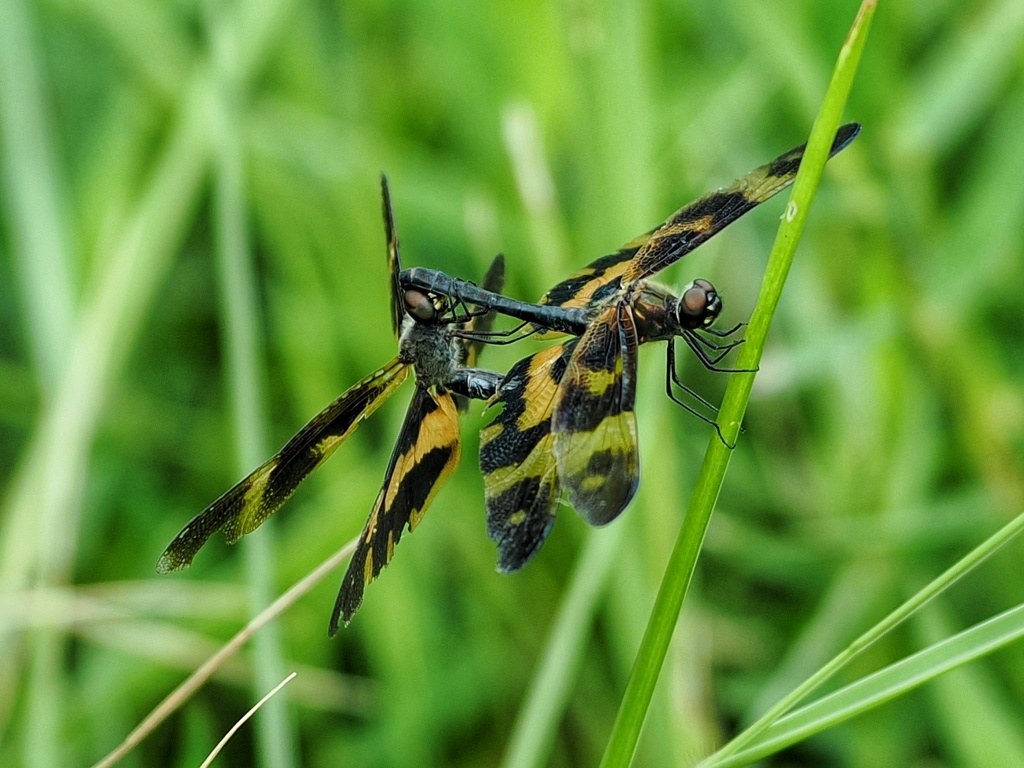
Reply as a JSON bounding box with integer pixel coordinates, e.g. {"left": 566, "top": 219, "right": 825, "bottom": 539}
{"left": 401, "top": 123, "right": 861, "bottom": 571}
{"left": 157, "top": 176, "right": 506, "bottom": 632}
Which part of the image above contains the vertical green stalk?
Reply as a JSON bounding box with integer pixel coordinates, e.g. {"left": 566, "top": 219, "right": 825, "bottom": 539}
{"left": 0, "top": 78, "right": 210, "bottom": 761}
{"left": 208, "top": 4, "right": 296, "bottom": 767}
{"left": 501, "top": 527, "right": 626, "bottom": 768}
{"left": 0, "top": 0, "right": 295, "bottom": 760}
{"left": 0, "top": 1, "right": 75, "bottom": 765}
{"left": 599, "top": 3, "right": 876, "bottom": 765}
{"left": 0, "top": 0, "right": 75, "bottom": 395}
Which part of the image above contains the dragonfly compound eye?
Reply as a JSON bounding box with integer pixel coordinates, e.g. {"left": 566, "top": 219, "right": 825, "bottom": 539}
{"left": 678, "top": 278, "right": 722, "bottom": 329}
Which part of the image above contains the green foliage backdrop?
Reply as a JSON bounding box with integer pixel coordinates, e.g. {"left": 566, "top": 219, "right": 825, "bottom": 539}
{"left": 1, "top": 1, "right": 1022, "bottom": 766}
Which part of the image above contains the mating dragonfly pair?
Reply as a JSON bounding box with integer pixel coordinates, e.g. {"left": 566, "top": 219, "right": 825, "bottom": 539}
{"left": 157, "top": 124, "right": 860, "bottom": 633}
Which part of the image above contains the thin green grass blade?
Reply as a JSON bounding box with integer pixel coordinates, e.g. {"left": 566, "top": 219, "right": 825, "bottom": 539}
{"left": 702, "top": 507, "right": 1024, "bottom": 765}
{"left": 709, "top": 601, "right": 1024, "bottom": 768}
{"left": 915, "top": 601, "right": 1024, "bottom": 764}
{"left": 0, "top": 79, "right": 210, "bottom": 757}
{"left": 598, "top": 3, "right": 876, "bottom": 765}
{"left": 0, "top": 0, "right": 75, "bottom": 392}
{"left": 0, "top": 2, "right": 77, "bottom": 764}
{"left": 895, "top": 0, "right": 1024, "bottom": 157}
{"left": 501, "top": 527, "right": 625, "bottom": 768}
{"left": 63, "top": 0, "right": 195, "bottom": 100}
{"left": 208, "top": 5, "right": 296, "bottom": 767}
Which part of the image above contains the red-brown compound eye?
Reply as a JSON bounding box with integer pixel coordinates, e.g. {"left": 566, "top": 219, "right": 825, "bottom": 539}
{"left": 678, "top": 278, "right": 722, "bottom": 329}
{"left": 404, "top": 289, "right": 440, "bottom": 322}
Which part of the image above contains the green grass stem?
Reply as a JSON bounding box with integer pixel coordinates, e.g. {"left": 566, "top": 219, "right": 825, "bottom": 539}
{"left": 209, "top": 5, "right": 296, "bottom": 766}
{"left": 501, "top": 526, "right": 626, "bottom": 768}
{"left": 711, "top": 600, "right": 1024, "bottom": 767}
{"left": 0, "top": 80, "right": 210, "bottom": 759}
{"left": 598, "top": 3, "right": 876, "bottom": 765}
{"left": 0, "top": 2, "right": 77, "bottom": 764}
{"left": 0, "top": 0, "right": 75, "bottom": 393}
{"left": 704, "top": 507, "right": 1024, "bottom": 765}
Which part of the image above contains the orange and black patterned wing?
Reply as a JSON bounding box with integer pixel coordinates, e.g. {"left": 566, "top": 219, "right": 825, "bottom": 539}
{"left": 331, "top": 386, "right": 461, "bottom": 631}
{"left": 157, "top": 358, "right": 410, "bottom": 573}
{"left": 552, "top": 304, "right": 639, "bottom": 526}
{"left": 381, "top": 174, "right": 405, "bottom": 341}
{"left": 538, "top": 246, "right": 643, "bottom": 312}
{"left": 536, "top": 124, "right": 861, "bottom": 312}
{"left": 480, "top": 340, "right": 577, "bottom": 572}
{"left": 622, "top": 123, "right": 861, "bottom": 285}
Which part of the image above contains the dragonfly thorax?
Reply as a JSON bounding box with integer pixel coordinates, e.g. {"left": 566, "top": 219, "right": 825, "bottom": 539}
{"left": 399, "top": 312, "right": 459, "bottom": 387}
{"left": 631, "top": 278, "right": 721, "bottom": 342}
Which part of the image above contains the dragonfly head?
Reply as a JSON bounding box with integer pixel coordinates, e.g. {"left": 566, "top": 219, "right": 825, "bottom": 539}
{"left": 404, "top": 288, "right": 449, "bottom": 324}
{"left": 676, "top": 278, "right": 721, "bottom": 330}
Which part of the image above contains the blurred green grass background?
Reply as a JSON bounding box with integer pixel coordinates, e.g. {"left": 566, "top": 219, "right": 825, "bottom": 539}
{"left": 2, "top": 1, "right": 1023, "bottom": 766}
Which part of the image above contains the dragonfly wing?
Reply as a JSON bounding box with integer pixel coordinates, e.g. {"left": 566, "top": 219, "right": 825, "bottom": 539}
{"left": 156, "top": 358, "right": 410, "bottom": 573}
{"left": 552, "top": 304, "right": 639, "bottom": 526}
{"left": 538, "top": 249, "right": 637, "bottom": 312}
{"left": 623, "top": 123, "right": 860, "bottom": 284}
{"left": 480, "top": 341, "right": 576, "bottom": 572}
{"left": 331, "top": 386, "right": 461, "bottom": 630}
{"left": 381, "top": 174, "right": 405, "bottom": 341}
